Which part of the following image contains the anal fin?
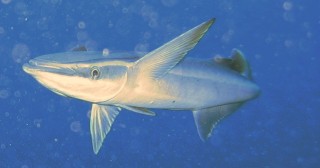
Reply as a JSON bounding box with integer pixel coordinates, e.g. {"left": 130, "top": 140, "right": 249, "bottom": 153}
{"left": 193, "top": 103, "right": 243, "bottom": 141}
{"left": 90, "top": 104, "right": 120, "bottom": 154}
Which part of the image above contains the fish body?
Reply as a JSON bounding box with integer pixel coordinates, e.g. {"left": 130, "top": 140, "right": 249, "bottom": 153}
{"left": 23, "top": 18, "right": 260, "bottom": 154}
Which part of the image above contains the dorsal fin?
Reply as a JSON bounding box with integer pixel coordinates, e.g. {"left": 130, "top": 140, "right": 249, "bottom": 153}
{"left": 214, "top": 49, "right": 252, "bottom": 79}
{"left": 72, "top": 45, "right": 87, "bottom": 52}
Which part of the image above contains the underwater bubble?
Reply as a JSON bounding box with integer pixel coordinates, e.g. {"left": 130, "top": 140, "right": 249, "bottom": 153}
{"left": 14, "top": 90, "right": 21, "bottom": 98}
{"left": 70, "top": 121, "right": 82, "bottom": 133}
{"left": 14, "top": 2, "right": 29, "bottom": 16}
{"left": 37, "top": 17, "right": 49, "bottom": 30}
{"left": 112, "top": 0, "right": 120, "bottom": 7}
{"left": 50, "top": 0, "right": 61, "bottom": 5}
{"left": 33, "top": 119, "right": 42, "bottom": 128}
{"left": 134, "top": 43, "right": 149, "bottom": 53}
{"left": 143, "top": 32, "right": 151, "bottom": 39}
{"left": 221, "top": 29, "right": 234, "bottom": 43}
{"left": 102, "top": 48, "right": 110, "bottom": 56}
{"left": 65, "top": 15, "right": 75, "bottom": 26}
{"left": 161, "top": 0, "right": 178, "bottom": 7}
{"left": 1, "top": 0, "right": 11, "bottom": 5}
{"left": 110, "top": 154, "right": 117, "bottom": 161}
{"left": 283, "top": 1, "right": 293, "bottom": 11}
{"left": 108, "top": 20, "right": 114, "bottom": 28}
{"left": 11, "top": 43, "right": 30, "bottom": 64}
{"left": 0, "top": 89, "right": 10, "bottom": 99}
{"left": 306, "top": 32, "right": 313, "bottom": 39}
{"left": 122, "top": 7, "right": 129, "bottom": 14}
{"left": 284, "top": 40, "right": 294, "bottom": 48}
{"left": 283, "top": 11, "right": 295, "bottom": 22}
{"left": 78, "top": 21, "right": 86, "bottom": 29}
{"left": 148, "top": 19, "right": 158, "bottom": 28}
{"left": 118, "top": 123, "right": 126, "bottom": 128}
{"left": 85, "top": 40, "right": 98, "bottom": 50}
{"left": 21, "top": 165, "right": 28, "bottom": 168}
{"left": 76, "top": 31, "right": 88, "bottom": 41}
{"left": 115, "top": 17, "right": 131, "bottom": 36}
{"left": 0, "top": 26, "right": 5, "bottom": 34}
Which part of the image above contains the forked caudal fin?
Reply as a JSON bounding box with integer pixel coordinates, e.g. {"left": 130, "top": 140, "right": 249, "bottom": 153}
{"left": 193, "top": 103, "right": 243, "bottom": 141}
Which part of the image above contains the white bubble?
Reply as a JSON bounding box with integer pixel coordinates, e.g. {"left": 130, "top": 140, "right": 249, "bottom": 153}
{"left": 70, "top": 121, "right": 82, "bottom": 133}
{"left": 33, "top": 119, "right": 42, "bottom": 128}
{"left": 283, "top": 1, "right": 293, "bottom": 11}
{"left": 102, "top": 48, "right": 110, "bottom": 56}
{"left": 1, "top": 0, "right": 12, "bottom": 5}
{"left": 11, "top": 43, "right": 30, "bottom": 64}
{"left": 78, "top": 21, "right": 86, "bottom": 29}
{"left": 0, "top": 89, "right": 10, "bottom": 99}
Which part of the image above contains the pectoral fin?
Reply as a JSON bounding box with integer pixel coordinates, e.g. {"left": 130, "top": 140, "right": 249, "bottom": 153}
{"left": 193, "top": 103, "right": 243, "bottom": 141}
{"left": 134, "top": 18, "right": 215, "bottom": 80}
{"left": 90, "top": 104, "right": 120, "bottom": 154}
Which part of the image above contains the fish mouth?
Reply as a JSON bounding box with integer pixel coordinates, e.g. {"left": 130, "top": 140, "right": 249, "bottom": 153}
{"left": 23, "top": 59, "right": 43, "bottom": 75}
{"left": 23, "top": 59, "right": 73, "bottom": 76}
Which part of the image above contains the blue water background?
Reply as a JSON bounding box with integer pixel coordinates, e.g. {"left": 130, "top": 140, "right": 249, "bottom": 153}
{"left": 0, "top": 0, "right": 319, "bottom": 167}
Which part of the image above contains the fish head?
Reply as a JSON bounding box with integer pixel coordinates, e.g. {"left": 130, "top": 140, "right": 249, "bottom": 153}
{"left": 23, "top": 51, "right": 129, "bottom": 103}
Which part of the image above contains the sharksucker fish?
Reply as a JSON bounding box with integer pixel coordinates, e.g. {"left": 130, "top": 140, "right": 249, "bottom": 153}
{"left": 23, "top": 18, "right": 260, "bottom": 154}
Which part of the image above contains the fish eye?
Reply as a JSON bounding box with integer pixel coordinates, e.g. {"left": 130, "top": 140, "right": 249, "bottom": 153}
{"left": 91, "top": 67, "right": 100, "bottom": 80}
